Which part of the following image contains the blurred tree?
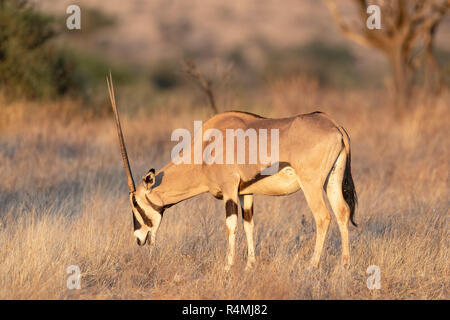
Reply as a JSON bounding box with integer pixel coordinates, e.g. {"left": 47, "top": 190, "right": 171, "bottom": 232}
{"left": 326, "top": 0, "right": 449, "bottom": 108}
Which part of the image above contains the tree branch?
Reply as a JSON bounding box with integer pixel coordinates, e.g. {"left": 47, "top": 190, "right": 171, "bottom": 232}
{"left": 325, "top": 0, "right": 389, "bottom": 50}
{"left": 181, "top": 59, "right": 219, "bottom": 114}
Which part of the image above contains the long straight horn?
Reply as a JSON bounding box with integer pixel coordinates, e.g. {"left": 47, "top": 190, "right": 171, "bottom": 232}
{"left": 107, "top": 72, "right": 136, "bottom": 193}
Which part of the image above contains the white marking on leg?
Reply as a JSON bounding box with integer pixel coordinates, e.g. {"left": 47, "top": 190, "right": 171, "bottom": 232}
{"left": 296, "top": 176, "right": 304, "bottom": 191}
{"left": 326, "top": 150, "right": 351, "bottom": 266}
{"left": 242, "top": 195, "right": 255, "bottom": 269}
{"left": 225, "top": 213, "right": 237, "bottom": 271}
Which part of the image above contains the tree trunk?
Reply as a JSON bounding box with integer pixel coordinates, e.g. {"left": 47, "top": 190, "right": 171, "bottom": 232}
{"left": 389, "top": 46, "right": 411, "bottom": 110}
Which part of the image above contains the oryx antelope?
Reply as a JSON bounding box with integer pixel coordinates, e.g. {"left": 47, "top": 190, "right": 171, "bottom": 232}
{"left": 107, "top": 75, "right": 357, "bottom": 270}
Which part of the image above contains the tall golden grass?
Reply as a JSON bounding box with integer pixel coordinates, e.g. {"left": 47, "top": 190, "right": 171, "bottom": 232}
{"left": 0, "top": 83, "right": 448, "bottom": 299}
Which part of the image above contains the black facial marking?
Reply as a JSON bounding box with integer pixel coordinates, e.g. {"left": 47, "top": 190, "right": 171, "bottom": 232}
{"left": 132, "top": 211, "right": 141, "bottom": 230}
{"left": 132, "top": 195, "right": 145, "bottom": 215}
{"left": 225, "top": 200, "right": 238, "bottom": 218}
{"left": 132, "top": 195, "right": 153, "bottom": 227}
{"left": 144, "top": 194, "right": 165, "bottom": 215}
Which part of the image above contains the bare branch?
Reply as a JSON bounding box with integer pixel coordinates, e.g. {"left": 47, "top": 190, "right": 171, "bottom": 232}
{"left": 325, "top": 0, "right": 372, "bottom": 47}
{"left": 326, "top": 0, "right": 449, "bottom": 108}
{"left": 181, "top": 59, "right": 219, "bottom": 114}
{"left": 325, "top": 0, "right": 389, "bottom": 50}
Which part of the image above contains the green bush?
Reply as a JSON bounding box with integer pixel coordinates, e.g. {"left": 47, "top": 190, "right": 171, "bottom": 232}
{"left": 148, "top": 60, "right": 180, "bottom": 90}
{"left": 0, "top": 1, "right": 70, "bottom": 99}
{"left": 0, "top": 0, "right": 128, "bottom": 102}
{"left": 264, "top": 41, "right": 361, "bottom": 88}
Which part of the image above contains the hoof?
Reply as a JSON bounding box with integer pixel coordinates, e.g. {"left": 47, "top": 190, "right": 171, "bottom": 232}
{"left": 305, "top": 266, "right": 314, "bottom": 273}
{"left": 342, "top": 257, "right": 350, "bottom": 268}
{"left": 306, "top": 261, "right": 319, "bottom": 273}
{"left": 244, "top": 262, "right": 255, "bottom": 271}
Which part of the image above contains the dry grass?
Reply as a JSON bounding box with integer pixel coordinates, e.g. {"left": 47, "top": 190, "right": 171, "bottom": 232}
{"left": 0, "top": 85, "right": 448, "bottom": 299}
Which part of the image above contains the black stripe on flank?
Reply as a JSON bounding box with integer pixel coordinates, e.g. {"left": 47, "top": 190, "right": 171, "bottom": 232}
{"left": 225, "top": 200, "right": 238, "bottom": 218}
{"left": 145, "top": 194, "right": 165, "bottom": 214}
{"left": 239, "top": 161, "right": 291, "bottom": 190}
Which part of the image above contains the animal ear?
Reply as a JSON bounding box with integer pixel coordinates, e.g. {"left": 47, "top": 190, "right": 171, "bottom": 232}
{"left": 142, "top": 168, "right": 156, "bottom": 190}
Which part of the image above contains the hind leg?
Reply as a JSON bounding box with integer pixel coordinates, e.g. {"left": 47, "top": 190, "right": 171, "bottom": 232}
{"left": 301, "top": 183, "right": 332, "bottom": 268}
{"left": 326, "top": 150, "right": 351, "bottom": 266}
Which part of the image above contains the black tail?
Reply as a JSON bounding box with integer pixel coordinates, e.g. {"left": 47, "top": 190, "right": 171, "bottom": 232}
{"left": 343, "top": 150, "right": 358, "bottom": 227}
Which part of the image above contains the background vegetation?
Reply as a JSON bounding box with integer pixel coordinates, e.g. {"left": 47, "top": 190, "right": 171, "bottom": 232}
{"left": 0, "top": 0, "right": 448, "bottom": 299}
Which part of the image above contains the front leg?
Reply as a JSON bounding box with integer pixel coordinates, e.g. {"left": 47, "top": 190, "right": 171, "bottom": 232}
{"left": 224, "top": 198, "right": 238, "bottom": 271}
{"left": 239, "top": 194, "right": 255, "bottom": 270}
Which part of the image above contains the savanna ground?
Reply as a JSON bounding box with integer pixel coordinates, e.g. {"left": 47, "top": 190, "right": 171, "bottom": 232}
{"left": 0, "top": 82, "right": 448, "bottom": 299}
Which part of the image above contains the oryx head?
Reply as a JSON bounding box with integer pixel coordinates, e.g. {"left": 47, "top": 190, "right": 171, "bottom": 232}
{"left": 107, "top": 74, "right": 164, "bottom": 246}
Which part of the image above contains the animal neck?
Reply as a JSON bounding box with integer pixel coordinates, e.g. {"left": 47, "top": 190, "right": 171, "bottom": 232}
{"left": 152, "top": 162, "right": 208, "bottom": 207}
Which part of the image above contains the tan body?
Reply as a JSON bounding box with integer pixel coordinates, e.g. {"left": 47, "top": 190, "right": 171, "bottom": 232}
{"left": 133, "top": 111, "right": 357, "bottom": 269}
{"left": 107, "top": 75, "right": 357, "bottom": 271}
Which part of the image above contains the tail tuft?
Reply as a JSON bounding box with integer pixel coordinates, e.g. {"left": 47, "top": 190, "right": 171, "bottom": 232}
{"left": 342, "top": 151, "right": 358, "bottom": 227}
